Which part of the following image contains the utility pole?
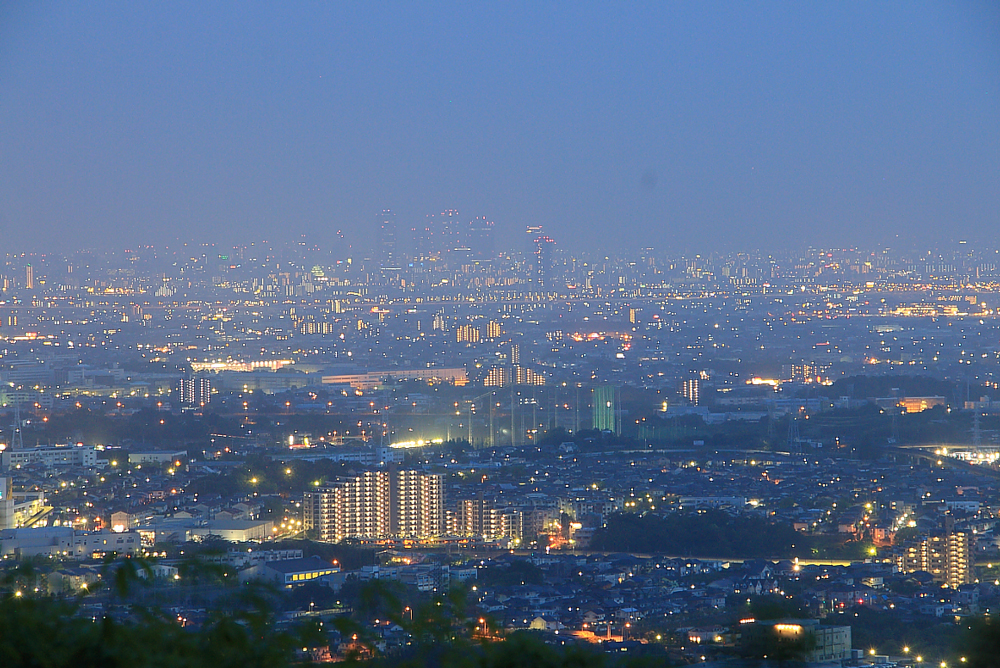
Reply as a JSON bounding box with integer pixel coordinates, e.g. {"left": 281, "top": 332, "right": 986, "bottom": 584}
{"left": 575, "top": 386, "right": 580, "bottom": 433}
{"left": 511, "top": 387, "right": 516, "bottom": 446}
{"left": 532, "top": 396, "right": 537, "bottom": 443}
{"left": 469, "top": 391, "right": 494, "bottom": 450}
{"left": 11, "top": 401, "right": 24, "bottom": 450}
{"left": 787, "top": 416, "right": 800, "bottom": 452}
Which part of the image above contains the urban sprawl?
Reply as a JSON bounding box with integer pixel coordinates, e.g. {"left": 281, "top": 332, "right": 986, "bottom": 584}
{"left": 2, "top": 218, "right": 1000, "bottom": 666}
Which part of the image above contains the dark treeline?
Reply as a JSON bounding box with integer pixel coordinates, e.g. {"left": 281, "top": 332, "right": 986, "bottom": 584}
{"left": 589, "top": 511, "right": 805, "bottom": 558}
{"left": 4, "top": 588, "right": 997, "bottom": 667}
{"left": 0, "top": 590, "right": 669, "bottom": 668}
{"left": 817, "top": 375, "right": 959, "bottom": 401}
{"left": 0, "top": 590, "right": 320, "bottom": 668}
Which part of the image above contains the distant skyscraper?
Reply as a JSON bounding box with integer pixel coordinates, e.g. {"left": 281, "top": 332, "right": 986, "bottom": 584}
{"left": 525, "top": 225, "right": 543, "bottom": 254}
{"left": 376, "top": 210, "right": 400, "bottom": 271}
{"left": 24, "top": 265, "right": 33, "bottom": 290}
{"left": 533, "top": 236, "right": 556, "bottom": 288}
{"left": 438, "top": 209, "right": 466, "bottom": 267}
{"left": 413, "top": 209, "right": 458, "bottom": 263}
{"left": 411, "top": 220, "right": 432, "bottom": 263}
{"left": 437, "top": 209, "right": 462, "bottom": 254}
{"left": 469, "top": 217, "right": 495, "bottom": 260}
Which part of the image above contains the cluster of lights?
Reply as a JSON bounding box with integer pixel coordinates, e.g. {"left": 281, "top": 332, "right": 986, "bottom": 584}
{"left": 389, "top": 438, "right": 444, "bottom": 449}
{"left": 773, "top": 623, "right": 803, "bottom": 633}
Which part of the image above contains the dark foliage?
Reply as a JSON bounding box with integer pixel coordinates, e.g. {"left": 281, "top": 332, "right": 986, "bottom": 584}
{"left": 818, "top": 375, "right": 956, "bottom": 401}
{"left": 589, "top": 511, "right": 804, "bottom": 558}
{"left": 961, "top": 616, "right": 1000, "bottom": 668}
{"left": 476, "top": 560, "right": 545, "bottom": 588}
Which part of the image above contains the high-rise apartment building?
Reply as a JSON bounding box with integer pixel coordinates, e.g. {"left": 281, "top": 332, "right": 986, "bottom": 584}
{"left": 304, "top": 470, "right": 445, "bottom": 542}
{"left": 682, "top": 378, "right": 701, "bottom": 406}
{"left": 177, "top": 377, "right": 212, "bottom": 407}
{"left": 513, "top": 365, "right": 545, "bottom": 386}
{"left": 449, "top": 497, "right": 523, "bottom": 543}
{"left": 509, "top": 342, "right": 520, "bottom": 365}
{"left": 484, "top": 366, "right": 510, "bottom": 388}
{"left": 894, "top": 531, "right": 973, "bottom": 588}
{"left": 782, "top": 362, "right": 831, "bottom": 384}
{"left": 484, "top": 364, "right": 545, "bottom": 388}
{"left": 456, "top": 324, "right": 481, "bottom": 343}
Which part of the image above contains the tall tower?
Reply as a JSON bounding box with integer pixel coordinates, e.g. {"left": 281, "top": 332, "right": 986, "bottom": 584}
{"left": 376, "top": 210, "right": 400, "bottom": 272}
{"left": 787, "top": 417, "right": 801, "bottom": 452}
{"left": 533, "top": 236, "right": 555, "bottom": 288}
{"left": 437, "top": 209, "right": 461, "bottom": 253}
{"left": 469, "top": 217, "right": 495, "bottom": 260}
{"left": 25, "top": 265, "right": 34, "bottom": 290}
{"left": 436, "top": 209, "right": 463, "bottom": 267}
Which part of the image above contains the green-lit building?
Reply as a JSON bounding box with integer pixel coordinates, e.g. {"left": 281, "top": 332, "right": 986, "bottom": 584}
{"left": 592, "top": 386, "right": 620, "bottom": 434}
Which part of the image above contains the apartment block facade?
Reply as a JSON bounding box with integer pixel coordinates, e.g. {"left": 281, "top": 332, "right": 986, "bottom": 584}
{"left": 304, "top": 471, "right": 444, "bottom": 542}
{"left": 448, "top": 497, "right": 523, "bottom": 543}
{"left": 894, "top": 531, "right": 973, "bottom": 587}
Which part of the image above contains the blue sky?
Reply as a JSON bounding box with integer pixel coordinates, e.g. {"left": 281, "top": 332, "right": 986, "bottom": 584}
{"left": 1, "top": 1, "right": 997, "bottom": 253}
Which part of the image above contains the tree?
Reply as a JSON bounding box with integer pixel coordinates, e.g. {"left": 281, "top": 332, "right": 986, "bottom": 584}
{"left": 739, "top": 624, "right": 816, "bottom": 665}
{"left": 960, "top": 617, "right": 1000, "bottom": 668}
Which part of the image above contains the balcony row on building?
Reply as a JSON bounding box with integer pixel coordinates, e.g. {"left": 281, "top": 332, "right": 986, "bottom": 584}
{"left": 303, "top": 471, "right": 525, "bottom": 545}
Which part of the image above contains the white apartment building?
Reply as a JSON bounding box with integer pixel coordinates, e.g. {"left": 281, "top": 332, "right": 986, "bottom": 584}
{"left": 304, "top": 470, "right": 444, "bottom": 542}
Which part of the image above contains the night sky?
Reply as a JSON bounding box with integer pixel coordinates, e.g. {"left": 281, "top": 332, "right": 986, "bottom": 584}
{"left": 1, "top": 2, "right": 997, "bottom": 254}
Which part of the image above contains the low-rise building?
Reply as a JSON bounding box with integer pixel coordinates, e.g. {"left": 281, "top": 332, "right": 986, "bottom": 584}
{"left": 248, "top": 555, "right": 340, "bottom": 586}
